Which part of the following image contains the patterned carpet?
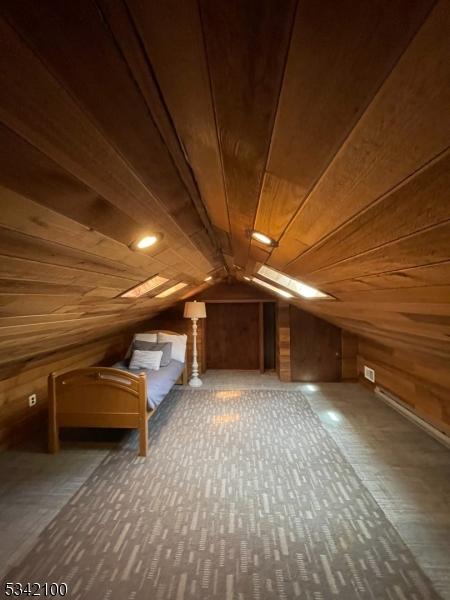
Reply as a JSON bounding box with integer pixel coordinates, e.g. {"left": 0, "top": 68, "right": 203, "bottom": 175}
{"left": 2, "top": 389, "right": 441, "bottom": 599}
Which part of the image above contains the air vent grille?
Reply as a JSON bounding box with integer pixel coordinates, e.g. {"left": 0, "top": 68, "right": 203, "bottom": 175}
{"left": 364, "top": 366, "right": 375, "bottom": 383}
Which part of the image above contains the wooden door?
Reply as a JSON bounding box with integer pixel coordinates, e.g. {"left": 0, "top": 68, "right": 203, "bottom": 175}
{"left": 290, "top": 306, "right": 341, "bottom": 382}
{"left": 205, "top": 303, "right": 260, "bottom": 369}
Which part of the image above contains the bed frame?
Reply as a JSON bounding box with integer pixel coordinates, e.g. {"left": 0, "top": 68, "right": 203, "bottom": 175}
{"left": 48, "top": 331, "right": 188, "bottom": 457}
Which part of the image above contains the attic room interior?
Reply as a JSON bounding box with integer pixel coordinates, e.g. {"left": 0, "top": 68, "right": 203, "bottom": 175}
{"left": 0, "top": 0, "right": 449, "bottom": 598}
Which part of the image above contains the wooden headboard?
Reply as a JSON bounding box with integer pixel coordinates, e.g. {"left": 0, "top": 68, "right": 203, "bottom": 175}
{"left": 143, "top": 330, "right": 185, "bottom": 336}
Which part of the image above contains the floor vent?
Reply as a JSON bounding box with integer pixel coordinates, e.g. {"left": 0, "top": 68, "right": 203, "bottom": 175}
{"left": 375, "top": 386, "right": 450, "bottom": 449}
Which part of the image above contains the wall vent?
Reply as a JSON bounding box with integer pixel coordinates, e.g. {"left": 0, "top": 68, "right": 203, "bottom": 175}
{"left": 364, "top": 366, "right": 375, "bottom": 382}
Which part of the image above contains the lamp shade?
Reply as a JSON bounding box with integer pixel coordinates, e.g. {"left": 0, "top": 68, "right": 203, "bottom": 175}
{"left": 183, "top": 301, "right": 206, "bottom": 319}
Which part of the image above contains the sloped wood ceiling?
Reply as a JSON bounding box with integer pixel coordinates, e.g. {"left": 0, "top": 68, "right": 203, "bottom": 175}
{"left": 0, "top": 0, "right": 449, "bottom": 369}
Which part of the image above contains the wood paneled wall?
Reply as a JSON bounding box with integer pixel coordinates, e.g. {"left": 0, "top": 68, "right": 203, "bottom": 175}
{"left": 341, "top": 331, "right": 358, "bottom": 380}
{"left": 275, "top": 304, "right": 358, "bottom": 383}
{"left": 0, "top": 333, "right": 130, "bottom": 450}
{"left": 205, "top": 302, "right": 260, "bottom": 370}
{"left": 276, "top": 302, "right": 291, "bottom": 382}
{"left": 290, "top": 306, "right": 342, "bottom": 382}
{"left": 357, "top": 337, "right": 450, "bottom": 436}
{"left": 194, "top": 280, "right": 274, "bottom": 303}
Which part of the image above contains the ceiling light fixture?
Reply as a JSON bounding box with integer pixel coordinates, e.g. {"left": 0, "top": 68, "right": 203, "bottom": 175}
{"left": 155, "top": 282, "right": 188, "bottom": 298}
{"left": 251, "top": 230, "right": 277, "bottom": 247}
{"left": 257, "top": 265, "right": 331, "bottom": 299}
{"left": 243, "top": 276, "right": 251, "bottom": 281}
{"left": 204, "top": 276, "right": 212, "bottom": 282}
{"left": 120, "top": 275, "right": 168, "bottom": 298}
{"left": 130, "top": 233, "right": 161, "bottom": 251}
{"left": 251, "top": 277, "right": 293, "bottom": 299}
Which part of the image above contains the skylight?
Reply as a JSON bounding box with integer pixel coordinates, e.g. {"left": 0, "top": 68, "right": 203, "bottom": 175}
{"left": 257, "top": 265, "right": 331, "bottom": 299}
{"left": 120, "top": 275, "right": 168, "bottom": 298}
{"left": 251, "top": 277, "right": 293, "bottom": 299}
{"left": 155, "top": 282, "right": 188, "bottom": 298}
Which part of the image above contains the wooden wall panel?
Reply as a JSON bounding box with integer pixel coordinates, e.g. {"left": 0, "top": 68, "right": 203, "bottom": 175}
{"left": 357, "top": 337, "right": 450, "bottom": 436}
{"left": 269, "top": 0, "right": 449, "bottom": 268}
{"left": 125, "top": 0, "right": 230, "bottom": 244}
{"left": 288, "top": 150, "right": 450, "bottom": 277}
{"left": 276, "top": 302, "right": 291, "bottom": 382}
{"left": 199, "top": 0, "right": 296, "bottom": 266}
{"left": 290, "top": 306, "right": 341, "bottom": 382}
{"left": 341, "top": 332, "right": 358, "bottom": 381}
{"left": 255, "top": 0, "right": 433, "bottom": 246}
{"left": 0, "top": 3, "right": 216, "bottom": 272}
{"left": 194, "top": 280, "right": 273, "bottom": 303}
{"left": 205, "top": 303, "right": 260, "bottom": 370}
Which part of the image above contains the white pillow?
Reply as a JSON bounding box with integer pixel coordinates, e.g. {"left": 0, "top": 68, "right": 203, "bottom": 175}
{"left": 134, "top": 333, "right": 157, "bottom": 343}
{"left": 129, "top": 349, "right": 163, "bottom": 371}
{"left": 125, "top": 333, "right": 158, "bottom": 359}
{"left": 157, "top": 333, "right": 187, "bottom": 363}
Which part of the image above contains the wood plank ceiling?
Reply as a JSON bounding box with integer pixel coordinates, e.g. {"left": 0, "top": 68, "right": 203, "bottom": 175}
{"left": 0, "top": 0, "right": 449, "bottom": 369}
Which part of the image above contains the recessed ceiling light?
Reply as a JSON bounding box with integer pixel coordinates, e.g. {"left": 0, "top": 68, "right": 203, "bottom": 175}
{"left": 155, "top": 282, "right": 188, "bottom": 298}
{"left": 130, "top": 234, "right": 161, "bottom": 250}
{"left": 257, "top": 265, "right": 331, "bottom": 299}
{"left": 204, "top": 276, "right": 212, "bottom": 282}
{"left": 251, "top": 230, "right": 277, "bottom": 246}
{"left": 120, "top": 275, "right": 169, "bottom": 298}
{"left": 251, "top": 277, "right": 293, "bottom": 299}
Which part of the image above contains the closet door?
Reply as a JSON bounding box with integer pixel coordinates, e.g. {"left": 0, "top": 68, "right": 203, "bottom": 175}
{"left": 206, "top": 302, "right": 259, "bottom": 369}
{"left": 290, "top": 306, "right": 341, "bottom": 382}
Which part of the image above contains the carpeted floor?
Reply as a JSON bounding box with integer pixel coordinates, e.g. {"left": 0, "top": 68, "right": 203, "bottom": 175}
{"left": 2, "top": 389, "right": 441, "bottom": 599}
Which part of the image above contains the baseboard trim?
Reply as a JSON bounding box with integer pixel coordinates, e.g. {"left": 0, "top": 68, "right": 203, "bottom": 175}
{"left": 375, "top": 386, "right": 450, "bottom": 449}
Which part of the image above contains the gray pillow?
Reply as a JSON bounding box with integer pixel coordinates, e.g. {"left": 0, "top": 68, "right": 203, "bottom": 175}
{"left": 132, "top": 341, "right": 172, "bottom": 367}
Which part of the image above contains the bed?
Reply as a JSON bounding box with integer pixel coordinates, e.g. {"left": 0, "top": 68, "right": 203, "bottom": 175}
{"left": 48, "top": 330, "right": 188, "bottom": 457}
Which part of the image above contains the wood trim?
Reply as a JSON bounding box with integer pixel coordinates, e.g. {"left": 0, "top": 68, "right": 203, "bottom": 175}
{"left": 276, "top": 301, "right": 291, "bottom": 382}
{"left": 48, "top": 370, "right": 58, "bottom": 453}
{"left": 259, "top": 302, "right": 264, "bottom": 373}
{"left": 341, "top": 331, "right": 358, "bottom": 380}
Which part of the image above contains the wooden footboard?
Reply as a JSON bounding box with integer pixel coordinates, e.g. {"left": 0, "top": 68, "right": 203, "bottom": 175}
{"left": 48, "top": 367, "right": 149, "bottom": 457}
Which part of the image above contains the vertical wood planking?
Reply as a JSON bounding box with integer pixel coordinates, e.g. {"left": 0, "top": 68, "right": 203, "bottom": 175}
{"left": 199, "top": 0, "right": 297, "bottom": 266}
{"left": 276, "top": 301, "right": 291, "bottom": 382}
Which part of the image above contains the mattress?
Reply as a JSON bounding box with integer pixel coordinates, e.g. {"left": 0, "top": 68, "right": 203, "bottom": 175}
{"left": 113, "top": 359, "right": 185, "bottom": 410}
